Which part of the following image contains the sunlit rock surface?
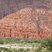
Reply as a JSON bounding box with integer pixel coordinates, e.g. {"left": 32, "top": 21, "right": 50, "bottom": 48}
{"left": 0, "top": 0, "right": 52, "bottom": 38}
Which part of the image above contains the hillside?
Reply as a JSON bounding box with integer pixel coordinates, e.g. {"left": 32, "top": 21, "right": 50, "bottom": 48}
{"left": 0, "top": 0, "right": 52, "bottom": 18}
{"left": 0, "top": 0, "right": 52, "bottom": 38}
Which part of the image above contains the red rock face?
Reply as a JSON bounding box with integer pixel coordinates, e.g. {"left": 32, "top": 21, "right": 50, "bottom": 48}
{"left": 0, "top": 8, "right": 52, "bottom": 39}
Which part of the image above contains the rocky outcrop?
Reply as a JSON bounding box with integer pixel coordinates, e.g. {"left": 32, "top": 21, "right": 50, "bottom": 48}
{"left": 0, "top": 0, "right": 52, "bottom": 38}
{"left": 0, "top": 7, "right": 52, "bottom": 38}
{"left": 0, "top": 0, "right": 52, "bottom": 18}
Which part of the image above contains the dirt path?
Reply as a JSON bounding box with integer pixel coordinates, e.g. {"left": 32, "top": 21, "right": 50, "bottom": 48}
{"left": 0, "top": 44, "right": 37, "bottom": 49}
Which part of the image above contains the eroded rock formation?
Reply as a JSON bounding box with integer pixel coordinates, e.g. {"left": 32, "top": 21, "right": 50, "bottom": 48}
{"left": 0, "top": 8, "right": 52, "bottom": 38}
{"left": 0, "top": 0, "right": 52, "bottom": 38}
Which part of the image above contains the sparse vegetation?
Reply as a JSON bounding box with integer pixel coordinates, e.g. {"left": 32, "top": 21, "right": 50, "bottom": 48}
{"left": 0, "top": 38, "right": 52, "bottom": 52}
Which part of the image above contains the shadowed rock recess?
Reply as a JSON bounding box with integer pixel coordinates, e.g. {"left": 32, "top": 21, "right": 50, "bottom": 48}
{"left": 0, "top": 0, "right": 52, "bottom": 38}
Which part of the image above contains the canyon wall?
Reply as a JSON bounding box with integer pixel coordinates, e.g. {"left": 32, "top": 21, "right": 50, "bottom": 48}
{"left": 0, "top": 0, "right": 52, "bottom": 38}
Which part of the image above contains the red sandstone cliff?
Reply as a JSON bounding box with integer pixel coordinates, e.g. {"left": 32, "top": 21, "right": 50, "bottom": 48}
{"left": 0, "top": 0, "right": 52, "bottom": 38}
{"left": 0, "top": 8, "right": 52, "bottom": 38}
